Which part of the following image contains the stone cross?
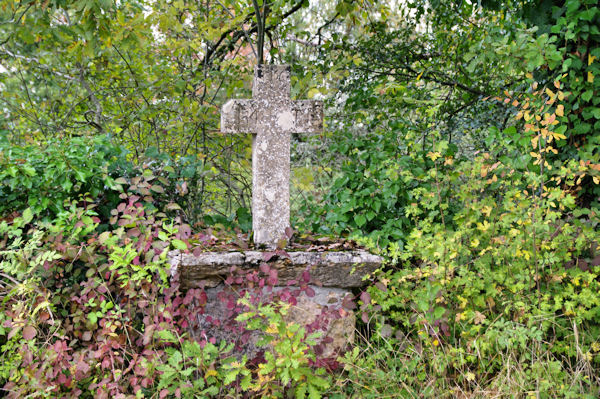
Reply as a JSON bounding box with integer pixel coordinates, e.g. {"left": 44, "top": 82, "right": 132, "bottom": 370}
{"left": 221, "top": 65, "right": 323, "bottom": 247}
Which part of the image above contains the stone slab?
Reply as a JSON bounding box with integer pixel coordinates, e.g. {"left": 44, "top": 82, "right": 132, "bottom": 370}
{"left": 169, "top": 250, "right": 383, "bottom": 289}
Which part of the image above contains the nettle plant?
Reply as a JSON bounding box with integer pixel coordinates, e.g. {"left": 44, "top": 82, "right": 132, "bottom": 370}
{"left": 0, "top": 165, "right": 345, "bottom": 398}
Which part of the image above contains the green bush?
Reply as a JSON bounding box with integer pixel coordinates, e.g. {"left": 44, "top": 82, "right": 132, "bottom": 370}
{"left": 298, "top": 129, "right": 458, "bottom": 249}
{"left": 0, "top": 134, "right": 126, "bottom": 217}
{"left": 357, "top": 129, "right": 600, "bottom": 396}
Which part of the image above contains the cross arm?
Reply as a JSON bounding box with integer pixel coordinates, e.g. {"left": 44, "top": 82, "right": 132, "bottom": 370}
{"left": 221, "top": 99, "right": 258, "bottom": 134}
{"left": 289, "top": 100, "right": 323, "bottom": 134}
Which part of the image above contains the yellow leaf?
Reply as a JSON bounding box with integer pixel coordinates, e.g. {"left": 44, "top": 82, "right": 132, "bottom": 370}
{"left": 545, "top": 87, "right": 554, "bottom": 98}
{"left": 593, "top": 176, "right": 599, "bottom": 184}
{"left": 553, "top": 81, "right": 561, "bottom": 89}
{"left": 589, "top": 54, "right": 597, "bottom": 66}
{"left": 477, "top": 221, "right": 490, "bottom": 231}
{"left": 265, "top": 323, "right": 278, "bottom": 334}
{"left": 205, "top": 369, "right": 218, "bottom": 378}
{"left": 427, "top": 151, "right": 441, "bottom": 161}
{"left": 556, "top": 104, "right": 564, "bottom": 117}
{"left": 482, "top": 205, "right": 492, "bottom": 216}
{"left": 588, "top": 72, "right": 594, "bottom": 83}
{"left": 558, "top": 91, "right": 565, "bottom": 101}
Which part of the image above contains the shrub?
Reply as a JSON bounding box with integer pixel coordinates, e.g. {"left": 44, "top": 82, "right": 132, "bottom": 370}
{"left": 0, "top": 134, "right": 126, "bottom": 217}
{"left": 0, "top": 159, "right": 337, "bottom": 398}
{"left": 348, "top": 77, "right": 600, "bottom": 397}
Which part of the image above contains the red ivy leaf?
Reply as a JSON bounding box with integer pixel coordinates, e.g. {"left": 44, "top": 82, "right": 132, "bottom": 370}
{"left": 76, "top": 360, "right": 90, "bottom": 374}
{"left": 259, "top": 263, "right": 270, "bottom": 274}
{"left": 302, "top": 270, "right": 311, "bottom": 283}
{"left": 198, "top": 290, "right": 207, "bottom": 306}
{"left": 361, "top": 312, "right": 369, "bottom": 323}
{"left": 285, "top": 227, "right": 294, "bottom": 239}
{"left": 375, "top": 282, "right": 387, "bottom": 292}
{"left": 305, "top": 286, "right": 315, "bottom": 298}
{"left": 22, "top": 326, "right": 36, "bottom": 340}
{"left": 342, "top": 295, "right": 356, "bottom": 310}
{"left": 360, "top": 291, "right": 371, "bottom": 305}
{"left": 267, "top": 276, "right": 278, "bottom": 286}
{"left": 262, "top": 252, "right": 275, "bottom": 262}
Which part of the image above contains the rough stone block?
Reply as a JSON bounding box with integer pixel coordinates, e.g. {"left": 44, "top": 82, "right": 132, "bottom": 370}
{"left": 170, "top": 250, "right": 382, "bottom": 289}
{"left": 169, "top": 249, "right": 382, "bottom": 360}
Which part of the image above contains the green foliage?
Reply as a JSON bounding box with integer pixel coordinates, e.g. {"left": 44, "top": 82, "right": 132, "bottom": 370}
{"left": 236, "top": 296, "right": 331, "bottom": 398}
{"left": 356, "top": 123, "right": 600, "bottom": 395}
{"left": 154, "top": 330, "right": 244, "bottom": 398}
{"left": 2, "top": 0, "right": 600, "bottom": 397}
{"left": 548, "top": 0, "right": 600, "bottom": 203}
{"left": 299, "top": 130, "right": 458, "bottom": 248}
{"left": 0, "top": 158, "right": 334, "bottom": 398}
{"left": 0, "top": 134, "right": 124, "bottom": 216}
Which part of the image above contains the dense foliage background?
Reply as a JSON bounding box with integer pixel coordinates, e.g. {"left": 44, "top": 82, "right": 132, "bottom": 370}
{"left": 1, "top": 0, "right": 599, "bottom": 397}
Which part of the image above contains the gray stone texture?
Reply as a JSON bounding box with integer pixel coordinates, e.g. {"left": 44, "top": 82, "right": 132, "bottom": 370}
{"left": 221, "top": 65, "right": 323, "bottom": 247}
{"left": 168, "top": 248, "right": 382, "bottom": 358}
{"left": 170, "top": 250, "right": 382, "bottom": 289}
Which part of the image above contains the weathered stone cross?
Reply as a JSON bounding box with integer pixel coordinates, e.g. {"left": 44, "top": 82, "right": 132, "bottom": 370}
{"left": 221, "top": 65, "right": 323, "bottom": 247}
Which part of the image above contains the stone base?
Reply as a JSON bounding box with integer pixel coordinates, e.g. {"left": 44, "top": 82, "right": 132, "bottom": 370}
{"left": 187, "top": 284, "right": 353, "bottom": 359}
{"left": 169, "top": 249, "right": 382, "bottom": 359}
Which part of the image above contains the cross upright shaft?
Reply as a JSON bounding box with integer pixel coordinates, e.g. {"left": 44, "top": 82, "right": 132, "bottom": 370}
{"left": 221, "top": 65, "right": 323, "bottom": 247}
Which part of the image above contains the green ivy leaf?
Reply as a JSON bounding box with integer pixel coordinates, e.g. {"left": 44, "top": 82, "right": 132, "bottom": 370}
{"left": 354, "top": 214, "right": 366, "bottom": 227}
{"left": 171, "top": 239, "right": 187, "bottom": 250}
